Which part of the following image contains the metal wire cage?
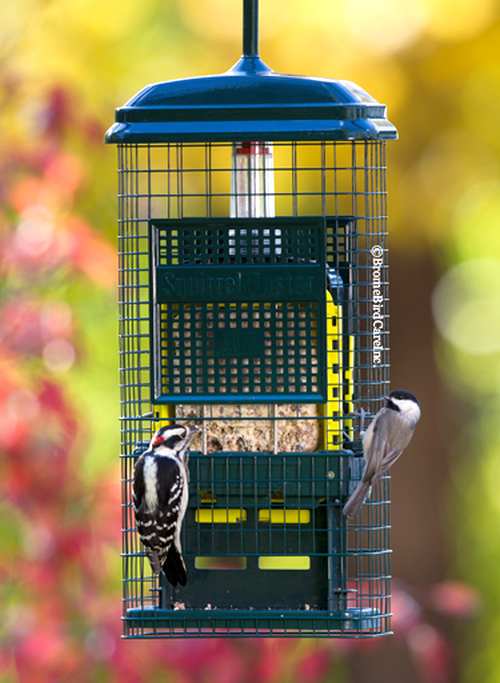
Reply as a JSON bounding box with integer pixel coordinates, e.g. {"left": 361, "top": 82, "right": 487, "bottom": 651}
{"left": 107, "top": 0, "right": 396, "bottom": 639}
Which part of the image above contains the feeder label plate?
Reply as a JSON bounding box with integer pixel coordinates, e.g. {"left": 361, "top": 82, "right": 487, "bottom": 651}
{"left": 156, "top": 264, "right": 324, "bottom": 304}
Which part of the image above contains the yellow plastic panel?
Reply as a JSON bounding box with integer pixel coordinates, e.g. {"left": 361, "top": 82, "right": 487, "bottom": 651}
{"left": 195, "top": 509, "right": 247, "bottom": 524}
{"left": 343, "top": 335, "right": 355, "bottom": 441}
{"left": 258, "top": 509, "right": 311, "bottom": 524}
{"left": 195, "top": 557, "right": 247, "bottom": 570}
{"left": 156, "top": 404, "right": 175, "bottom": 427}
{"left": 323, "top": 290, "right": 343, "bottom": 449}
{"left": 258, "top": 556, "right": 311, "bottom": 570}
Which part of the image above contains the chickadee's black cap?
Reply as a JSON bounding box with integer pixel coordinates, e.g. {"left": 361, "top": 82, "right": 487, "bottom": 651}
{"left": 389, "top": 389, "right": 419, "bottom": 405}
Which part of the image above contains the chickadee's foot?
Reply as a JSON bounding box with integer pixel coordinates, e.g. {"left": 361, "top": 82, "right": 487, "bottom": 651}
{"left": 356, "top": 408, "right": 367, "bottom": 437}
{"left": 342, "top": 429, "right": 355, "bottom": 445}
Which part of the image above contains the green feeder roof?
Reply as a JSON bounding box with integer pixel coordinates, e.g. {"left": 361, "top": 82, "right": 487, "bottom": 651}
{"left": 106, "top": 0, "right": 397, "bottom": 143}
{"left": 105, "top": 55, "right": 397, "bottom": 144}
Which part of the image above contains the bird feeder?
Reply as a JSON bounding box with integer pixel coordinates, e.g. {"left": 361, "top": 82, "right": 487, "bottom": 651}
{"left": 106, "top": 0, "right": 397, "bottom": 639}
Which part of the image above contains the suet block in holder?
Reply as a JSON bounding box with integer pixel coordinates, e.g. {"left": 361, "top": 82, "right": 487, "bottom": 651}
{"left": 106, "top": 0, "right": 396, "bottom": 638}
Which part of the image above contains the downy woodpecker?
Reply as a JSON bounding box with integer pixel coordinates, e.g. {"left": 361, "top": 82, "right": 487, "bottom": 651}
{"left": 133, "top": 424, "right": 199, "bottom": 586}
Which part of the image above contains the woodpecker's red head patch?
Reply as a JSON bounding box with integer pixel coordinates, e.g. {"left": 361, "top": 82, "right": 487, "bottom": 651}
{"left": 151, "top": 424, "right": 199, "bottom": 451}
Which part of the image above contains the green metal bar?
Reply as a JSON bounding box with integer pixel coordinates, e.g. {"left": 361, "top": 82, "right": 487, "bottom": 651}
{"left": 243, "top": 0, "right": 259, "bottom": 57}
{"left": 151, "top": 393, "right": 324, "bottom": 404}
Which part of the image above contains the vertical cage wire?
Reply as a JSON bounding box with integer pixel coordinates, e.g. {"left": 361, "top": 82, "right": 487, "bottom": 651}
{"left": 118, "top": 141, "right": 390, "bottom": 638}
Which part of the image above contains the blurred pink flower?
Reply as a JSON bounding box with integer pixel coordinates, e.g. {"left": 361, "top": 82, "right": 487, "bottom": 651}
{"left": 90, "top": 475, "right": 122, "bottom": 550}
{"left": 393, "top": 582, "right": 423, "bottom": 633}
{"left": 251, "top": 640, "right": 288, "bottom": 683}
{"left": 13, "top": 624, "right": 81, "bottom": 683}
{"left": 407, "top": 623, "right": 452, "bottom": 683}
{"left": 0, "top": 298, "right": 73, "bottom": 357}
{"left": 3, "top": 206, "right": 71, "bottom": 275}
{"left": 37, "top": 86, "right": 74, "bottom": 140}
{"left": 429, "top": 581, "right": 481, "bottom": 618}
{"left": 8, "top": 174, "right": 70, "bottom": 214}
{"left": 296, "top": 649, "right": 331, "bottom": 683}
{"left": 66, "top": 215, "right": 117, "bottom": 288}
{"left": 6, "top": 150, "right": 84, "bottom": 210}
{"left": 0, "top": 380, "right": 77, "bottom": 509}
{"left": 83, "top": 117, "right": 105, "bottom": 143}
{"left": 43, "top": 151, "right": 85, "bottom": 201}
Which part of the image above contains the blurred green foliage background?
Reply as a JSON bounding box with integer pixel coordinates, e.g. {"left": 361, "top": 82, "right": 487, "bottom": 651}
{"left": 1, "top": 1, "right": 499, "bottom": 681}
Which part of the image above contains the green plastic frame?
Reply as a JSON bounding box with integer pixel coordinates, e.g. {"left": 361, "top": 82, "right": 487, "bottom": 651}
{"left": 149, "top": 217, "right": 328, "bottom": 404}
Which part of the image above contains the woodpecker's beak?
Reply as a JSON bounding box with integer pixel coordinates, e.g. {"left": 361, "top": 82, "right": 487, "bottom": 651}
{"left": 187, "top": 426, "right": 201, "bottom": 443}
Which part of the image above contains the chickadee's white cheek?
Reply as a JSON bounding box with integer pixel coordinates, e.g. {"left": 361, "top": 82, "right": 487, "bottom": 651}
{"left": 398, "top": 401, "right": 420, "bottom": 422}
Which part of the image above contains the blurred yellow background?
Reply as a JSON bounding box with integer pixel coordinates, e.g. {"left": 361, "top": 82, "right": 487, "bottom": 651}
{"left": 1, "top": 1, "right": 499, "bottom": 681}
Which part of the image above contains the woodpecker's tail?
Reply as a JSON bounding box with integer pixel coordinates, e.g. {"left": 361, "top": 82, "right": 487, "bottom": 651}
{"left": 163, "top": 544, "right": 187, "bottom": 587}
{"left": 343, "top": 481, "right": 371, "bottom": 517}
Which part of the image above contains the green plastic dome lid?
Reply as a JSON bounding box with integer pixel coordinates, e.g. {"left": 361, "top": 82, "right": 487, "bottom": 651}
{"left": 105, "top": 1, "right": 397, "bottom": 144}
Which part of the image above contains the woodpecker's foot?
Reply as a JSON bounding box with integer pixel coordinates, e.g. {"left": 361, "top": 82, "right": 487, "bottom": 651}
{"left": 149, "top": 552, "right": 162, "bottom": 574}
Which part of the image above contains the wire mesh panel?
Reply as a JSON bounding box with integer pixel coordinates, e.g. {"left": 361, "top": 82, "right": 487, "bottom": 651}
{"left": 155, "top": 300, "right": 324, "bottom": 400}
{"left": 118, "top": 141, "right": 390, "bottom": 638}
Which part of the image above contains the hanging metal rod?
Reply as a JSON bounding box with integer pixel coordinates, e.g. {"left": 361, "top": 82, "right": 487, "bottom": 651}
{"left": 243, "top": 0, "right": 259, "bottom": 57}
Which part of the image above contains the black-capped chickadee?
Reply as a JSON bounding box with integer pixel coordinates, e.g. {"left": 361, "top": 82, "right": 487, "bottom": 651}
{"left": 133, "top": 424, "right": 199, "bottom": 586}
{"left": 343, "top": 390, "right": 421, "bottom": 517}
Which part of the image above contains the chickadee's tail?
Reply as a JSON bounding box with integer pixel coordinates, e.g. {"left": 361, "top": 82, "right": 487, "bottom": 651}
{"left": 343, "top": 481, "right": 371, "bottom": 517}
{"left": 162, "top": 544, "right": 187, "bottom": 587}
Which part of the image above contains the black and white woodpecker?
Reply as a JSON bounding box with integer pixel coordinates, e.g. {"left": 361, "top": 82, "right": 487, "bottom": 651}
{"left": 133, "top": 424, "right": 199, "bottom": 587}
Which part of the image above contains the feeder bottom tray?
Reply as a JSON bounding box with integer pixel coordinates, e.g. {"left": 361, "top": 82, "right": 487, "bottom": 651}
{"left": 124, "top": 607, "right": 385, "bottom": 638}
{"left": 122, "top": 450, "right": 390, "bottom": 639}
